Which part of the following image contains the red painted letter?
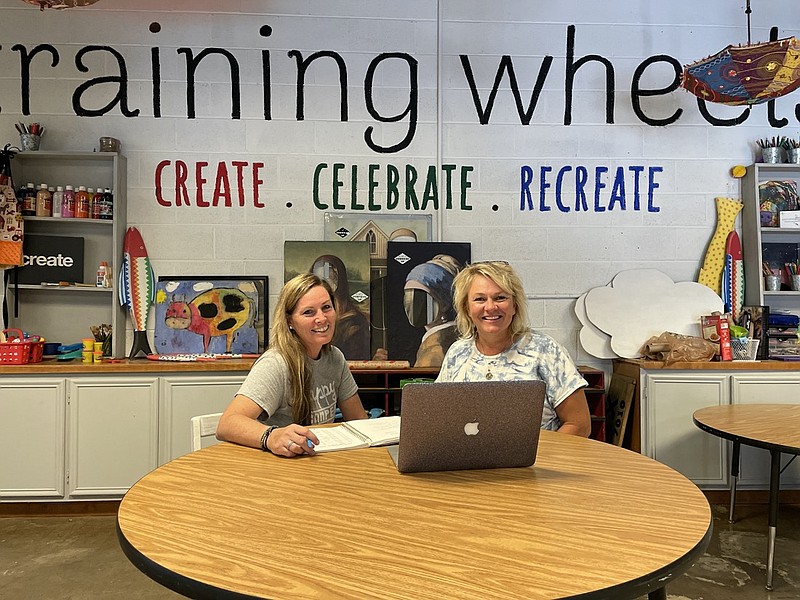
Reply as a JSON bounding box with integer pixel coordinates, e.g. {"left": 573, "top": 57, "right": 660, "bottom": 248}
{"left": 155, "top": 160, "right": 171, "bottom": 206}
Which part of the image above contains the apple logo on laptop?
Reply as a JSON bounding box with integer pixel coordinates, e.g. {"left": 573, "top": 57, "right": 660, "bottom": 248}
{"left": 464, "top": 422, "right": 480, "bottom": 436}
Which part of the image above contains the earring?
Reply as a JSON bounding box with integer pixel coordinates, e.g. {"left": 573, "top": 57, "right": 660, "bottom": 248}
{"left": 289, "top": 326, "right": 294, "bottom": 331}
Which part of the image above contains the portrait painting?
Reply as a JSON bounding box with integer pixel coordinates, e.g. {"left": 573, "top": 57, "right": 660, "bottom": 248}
{"left": 323, "top": 213, "right": 433, "bottom": 353}
{"left": 284, "top": 241, "right": 372, "bottom": 360}
{"left": 386, "top": 241, "right": 471, "bottom": 366}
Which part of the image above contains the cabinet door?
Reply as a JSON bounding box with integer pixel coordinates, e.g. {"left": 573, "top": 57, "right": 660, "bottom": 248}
{"left": 731, "top": 374, "right": 800, "bottom": 489}
{"left": 0, "top": 378, "right": 66, "bottom": 499}
{"left": 67, "top": 377, "right": 158, "bottom": 498}
{"left": 159, "top": 375, "right": 245, "bottom": 463}
{"left": 642, "top": 372, "right": 728, "bottom": 488}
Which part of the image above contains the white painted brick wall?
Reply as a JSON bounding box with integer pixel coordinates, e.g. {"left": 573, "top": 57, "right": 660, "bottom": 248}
{"left": 2, "top": 0, "right": 796, "bottom": 374}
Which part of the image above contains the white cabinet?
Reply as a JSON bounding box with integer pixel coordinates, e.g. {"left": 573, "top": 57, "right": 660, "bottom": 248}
{"left": 730, "top": 374, "right": 800, "bottom": 488}
{"left": 637, "top": 366, "right": 800, "bottom": 490}
{"left": 0, "top": 372, "right": 245, "bottom": 501}
{"left": 158, "top": 375, "right": 244, "bottom": 463}
{"left": 0, "top": 378, "right": 65, "bottom": 499}
{"left": 641, "top": 372, "right": 729, "bottom": 488}
{"left": 8, "top": 151, "right": 127, "bottom": 357}
{"left": 67, "top": 377, "right": 158, "bottom": 498}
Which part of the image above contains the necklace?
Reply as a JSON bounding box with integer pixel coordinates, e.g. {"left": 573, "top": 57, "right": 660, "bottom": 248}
{"left": 485, "top": 358, "right": 498, "bottom": 380}
{"left": 473, "top": 343, "right": 503, "bottom": 380}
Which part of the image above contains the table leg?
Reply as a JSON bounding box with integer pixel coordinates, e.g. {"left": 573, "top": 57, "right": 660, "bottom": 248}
{"left": 647, "top": 587, "right": 666, "bottom": 600}
{"left": 765, "top": 450, "right": 781, "bottom": 591}
{"left": 729, "top": 440, "right": 740, "bottom": 523}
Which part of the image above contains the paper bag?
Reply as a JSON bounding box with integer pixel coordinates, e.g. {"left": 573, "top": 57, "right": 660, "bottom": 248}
{"left": 640, "top": 331, "right": 718, "bottom": 365}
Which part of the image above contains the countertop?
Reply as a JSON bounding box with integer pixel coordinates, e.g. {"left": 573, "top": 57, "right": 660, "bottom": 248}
{"left": 615, "top": 358, "right": 800, "bottom": 371}
{"left": 0, "top": 358, "right": 258, "bottom": 375}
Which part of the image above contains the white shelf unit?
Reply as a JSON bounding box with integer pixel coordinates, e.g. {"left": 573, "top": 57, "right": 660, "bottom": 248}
{"left": 742, "top": 162, "right": 800, "bottom": 315}
{"left": 6, "top": 151, "right": 127, "bottom": 357}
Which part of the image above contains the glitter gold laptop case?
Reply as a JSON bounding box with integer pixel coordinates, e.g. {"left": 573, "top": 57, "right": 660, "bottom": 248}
{"left": 388, "top": 380, "right": 546, "bottom": 473}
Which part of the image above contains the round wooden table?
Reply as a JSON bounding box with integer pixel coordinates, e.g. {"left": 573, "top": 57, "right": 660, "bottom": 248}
{"left": 693, "top": 403, "right": 800, "bottom": 590}
{"left": 117, "top": 431, "right": 711, "bottom": 600}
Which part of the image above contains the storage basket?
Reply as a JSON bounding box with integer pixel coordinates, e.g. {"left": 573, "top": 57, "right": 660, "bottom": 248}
{"left": 0, "top": 328, "right": 44, "bottom": 364}
{"left": 730, "top": 338, "right": 759, "bottom": 361}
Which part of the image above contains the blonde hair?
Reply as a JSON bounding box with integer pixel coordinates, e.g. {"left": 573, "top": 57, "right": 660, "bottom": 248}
{"left": 270, "top": 273, "right": 336, "bottom": 425}
{"left": 452, "top": 262, "right": 530, "bottom": 341}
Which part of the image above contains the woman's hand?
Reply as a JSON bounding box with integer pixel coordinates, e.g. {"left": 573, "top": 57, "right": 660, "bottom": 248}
{"left": 267, "top": 425, "right": 320, "bottom": 457}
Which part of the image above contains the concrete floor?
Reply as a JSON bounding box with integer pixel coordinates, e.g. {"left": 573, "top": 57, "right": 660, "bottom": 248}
{"left": 0, "top": 504, "right": 798, "bottom": 599}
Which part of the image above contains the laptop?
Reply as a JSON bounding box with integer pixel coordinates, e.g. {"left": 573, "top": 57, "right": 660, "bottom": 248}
{"left": 387, "top": 380, "right": 546, "bottom": 473}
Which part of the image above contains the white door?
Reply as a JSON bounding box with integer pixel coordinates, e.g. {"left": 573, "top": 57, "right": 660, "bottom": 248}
{"left": 731, "top": 374, "right": 800, "bottom": 489}
{"left": 159, "top": 375, "right": 245, "bottom": 463}
{"left": 642, "top": 372, "right": 729, "bottom": 488}
{"left": 0, "top": 378, "right": 65, "bottom": 499}
{"left": 67, "top": 376, "right": 158, "bottom": 498}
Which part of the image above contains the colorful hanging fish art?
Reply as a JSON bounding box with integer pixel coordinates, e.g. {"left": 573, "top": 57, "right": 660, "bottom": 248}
{"left": 119, "top": 227, "right": 156, "bottom": 358}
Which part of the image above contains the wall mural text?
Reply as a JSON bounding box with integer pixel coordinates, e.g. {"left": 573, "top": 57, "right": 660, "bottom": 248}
{"left": 5, "top": 23, "right": 789, "bottom": 212}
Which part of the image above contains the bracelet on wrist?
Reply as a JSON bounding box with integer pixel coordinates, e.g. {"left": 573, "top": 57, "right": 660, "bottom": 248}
{"left": 260, "top": 426, "right": 276, "bottom": 451}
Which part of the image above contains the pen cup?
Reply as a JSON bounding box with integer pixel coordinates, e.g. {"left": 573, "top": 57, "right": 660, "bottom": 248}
{"left": 792, "top": 274, "right": 800, "bottom": 291}
{"left": 789, "top": 148, "right": 800, "bottom": 164}
{"left": 765, "top": 274, "right": 781, "bottom": 291}
{"left": 761, "top": 147, "right": 782, "bottom": 163}
{"left": 19, "top": 133, "right": 41, "bottom": 151}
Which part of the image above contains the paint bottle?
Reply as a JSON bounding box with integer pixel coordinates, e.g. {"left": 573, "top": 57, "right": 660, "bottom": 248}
{"left": 96, "top": 261, "right": 108, "bottom": 287}
{"left": 21, "top": 182, "right": 36, "bottom": 216}
{"left": 61, "top": 185, "right": 75, "bottom": 218}
{"left": 86, "top": 188, "right": 94, "bottom": 217}
{"left": 52, "top": 186, "right": 63, "bottom": 218}
{"left": 75, "top": 186, "right": 90, "bottom": 218}
{"left": 35, "top": 183, "right": 52, "bottom": 217}
{"left": 91, "top": 186, "right": 104, "bottom": 219}
{"left": 99, "top": 188, "right": 113, "bottom": 220}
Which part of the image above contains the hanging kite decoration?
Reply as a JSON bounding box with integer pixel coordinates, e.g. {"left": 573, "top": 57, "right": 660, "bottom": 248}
{"left": 681, "top": 0, "right": 800, "bottom": 106}
{"left": 682, "top": 37, "right": 800, "bottom": 106}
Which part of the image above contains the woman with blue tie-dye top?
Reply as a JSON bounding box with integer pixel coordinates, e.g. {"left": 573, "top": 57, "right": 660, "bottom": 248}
{"left": 436, "top": 261, "right": 591, "bottom": 436}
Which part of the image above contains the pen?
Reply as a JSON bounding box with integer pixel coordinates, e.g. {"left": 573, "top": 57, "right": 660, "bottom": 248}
{"left": 306, "top": 438, "right": 314, "bottom": 449}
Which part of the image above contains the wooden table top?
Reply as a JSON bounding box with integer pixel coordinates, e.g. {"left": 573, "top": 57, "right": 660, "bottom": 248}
{"left": 693, "top": 404, "right": 800, "bottom": 455}
{"left": 117, "top": 432, "right": 711, "bottom": 600}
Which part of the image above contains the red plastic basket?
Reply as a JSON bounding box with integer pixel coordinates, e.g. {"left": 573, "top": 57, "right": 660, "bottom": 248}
{"left": 0, "top": 329, "right": 44, "bottom": 364}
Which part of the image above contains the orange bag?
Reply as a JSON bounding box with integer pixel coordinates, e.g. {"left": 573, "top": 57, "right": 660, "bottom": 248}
{"left": 0, "top": 185, "right": 23, "bottom": 268}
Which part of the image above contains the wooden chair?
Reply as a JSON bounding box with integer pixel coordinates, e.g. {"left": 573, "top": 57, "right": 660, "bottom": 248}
{"left": 190, "top": 412, "right": 223, "bottom": 452}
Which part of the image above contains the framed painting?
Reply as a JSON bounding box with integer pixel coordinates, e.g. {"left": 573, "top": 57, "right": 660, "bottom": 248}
{"left": 154, "top": 276, "right": 268, "bottom": 355}
{"left": 284, "top": 241, "right": 372, "bottom": 360}
{"left": 323, "top": 213, "right": 433, "bottom": 354}
{"left": 386, "top": 241, "right": 471, "bottom": 366}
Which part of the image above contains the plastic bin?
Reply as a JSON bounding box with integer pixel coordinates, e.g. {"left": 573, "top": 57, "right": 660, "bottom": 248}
{"left": 0, "top": 329, "right": 44, "bottom": 364}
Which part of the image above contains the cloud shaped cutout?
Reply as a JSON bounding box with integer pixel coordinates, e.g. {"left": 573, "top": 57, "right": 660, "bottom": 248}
{"left": 582, "top": 269, "right": 724, "bottom": 359}
{"left": 575, "top": 289, "right": 615, "bottom": 359}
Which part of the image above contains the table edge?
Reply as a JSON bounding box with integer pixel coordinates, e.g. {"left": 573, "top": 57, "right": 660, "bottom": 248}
{"left": 116, "top": 496, "right": 713, "bottom": 600}
{"left": 692, "top": 416, "right": 800, "bottom": 456}
{"left": 116, "top": 518, "right": 262, "bottom": 600}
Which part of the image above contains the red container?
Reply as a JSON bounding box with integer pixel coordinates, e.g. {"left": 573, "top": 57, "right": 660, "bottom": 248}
{"left": 0, "top": 328, "right": 44, "bottom": 364}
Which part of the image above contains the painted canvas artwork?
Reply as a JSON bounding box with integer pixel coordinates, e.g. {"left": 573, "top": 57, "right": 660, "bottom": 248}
{"left": 323, "top": 213, "right": 433, "bottom": 353}
{"left": 284, "top": 241, "right": 372, "bottom": 360}
{"left": 154, "top": 276, "right": 268, "bottom": 355}
{"left": 386, "top": 241, "right": 471, "bottom": 366}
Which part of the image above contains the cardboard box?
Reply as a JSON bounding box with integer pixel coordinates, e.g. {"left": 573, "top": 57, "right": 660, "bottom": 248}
{"left": 14, "top": 234, "right": 84, "bottom": 285}
{"left": 779, "top": 210, "right": 800, "bottom": 228}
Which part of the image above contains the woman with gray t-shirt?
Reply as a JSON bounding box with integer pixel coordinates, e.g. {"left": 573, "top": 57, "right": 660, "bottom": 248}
{"left": 216, "top": 274, "right": 368, "bottom": 457}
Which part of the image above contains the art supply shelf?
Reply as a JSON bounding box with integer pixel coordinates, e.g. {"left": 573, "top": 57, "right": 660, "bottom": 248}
{"left": 6, "top": 151, "right": 127, "bottom": 357}
{"left": 742, "top": 163, "right": 800, "bottom": 313}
